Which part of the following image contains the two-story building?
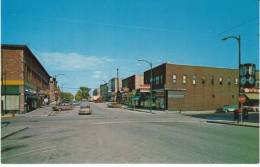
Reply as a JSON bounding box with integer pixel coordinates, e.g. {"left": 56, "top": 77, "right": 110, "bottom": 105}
{"left": 1, "top": 44, "right": 50, "bottom": 114}
{"left": 144, "top": 63, "right": 241, "bottom": 111}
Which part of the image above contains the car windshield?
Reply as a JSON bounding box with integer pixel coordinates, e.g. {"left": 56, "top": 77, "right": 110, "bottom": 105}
{"left": 80, "top": 105, "right": 90, "bottom": 109}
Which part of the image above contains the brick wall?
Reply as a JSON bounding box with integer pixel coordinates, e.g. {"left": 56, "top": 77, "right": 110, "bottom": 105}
{"left": 1, "top": 49, "right": 23, "bottom": 81}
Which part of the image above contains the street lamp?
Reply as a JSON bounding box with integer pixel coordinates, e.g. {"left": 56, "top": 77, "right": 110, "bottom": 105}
{"left": 138, "top": 59, "right": 153, "bottom": 113}
{"left": 222, "top": 35, "right": 242, "bottom": 122}
{"left": 53, "top": 73, "right": 64, "bottom": 78}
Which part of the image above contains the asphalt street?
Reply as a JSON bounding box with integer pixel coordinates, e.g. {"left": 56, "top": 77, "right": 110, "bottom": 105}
{"left": 1, "top": 102, "right": 259, "bottom": 163}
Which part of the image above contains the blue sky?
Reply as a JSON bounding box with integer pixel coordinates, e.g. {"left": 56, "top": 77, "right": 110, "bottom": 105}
{"left": 2, "top": 0, "right": 259, "bottom": 94}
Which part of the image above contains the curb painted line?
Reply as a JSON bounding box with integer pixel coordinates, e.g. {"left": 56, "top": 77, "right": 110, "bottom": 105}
{"left": 207, "top": 120, "right": 259, "bottom": 128}
{"left": 1, "top": 127, "right": 29, "bottom": 140}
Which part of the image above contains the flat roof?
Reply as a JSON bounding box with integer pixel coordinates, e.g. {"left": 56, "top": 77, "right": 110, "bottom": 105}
{"left": 1, "top": 44, "right": 50, "bottom": 78}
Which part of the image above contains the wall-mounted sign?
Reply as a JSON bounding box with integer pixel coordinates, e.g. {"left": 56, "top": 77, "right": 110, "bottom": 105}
{"left": 240, "top": 63, "right": 256, "bottom": 88}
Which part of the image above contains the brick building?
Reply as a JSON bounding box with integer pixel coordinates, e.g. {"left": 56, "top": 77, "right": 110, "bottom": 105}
{"left": 122, "top": 75, "right": 144, "bottom": 92}
{"left": 1, "top": 44, "right": 50, "bottom": 114}
{"left": 144, "top": 63, "right": 243, "bottom": 111}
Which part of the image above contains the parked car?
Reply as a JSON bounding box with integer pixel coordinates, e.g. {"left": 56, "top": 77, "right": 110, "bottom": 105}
{"left": 107, "top": 102, "right": 121, "bottom": 108}
{"left": 78, "top": 104, "right": 92, "bottom": 115}
{"left": 52, "top": 103, "right": 73, "bottom": 111}
{"left": 222, "top": 105, "right": 238, "bottom": 112}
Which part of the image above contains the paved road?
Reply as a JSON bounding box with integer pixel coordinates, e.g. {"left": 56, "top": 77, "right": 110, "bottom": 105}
{"left": 1, "top": 102, "right": 259, "bottom": 163}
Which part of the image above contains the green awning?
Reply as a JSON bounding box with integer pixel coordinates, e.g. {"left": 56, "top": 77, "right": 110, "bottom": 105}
{"left": 132, "top": 96, "right": 141, "bottom": 100}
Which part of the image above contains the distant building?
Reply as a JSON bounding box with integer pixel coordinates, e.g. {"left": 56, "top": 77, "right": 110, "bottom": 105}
{"left": 143, "top": 63, "right": 255, "bottom": 111}
{"left": 100, "top": 83, "right": 108, "bottom": 101}
{"left": 92, "top": 88, "right": 100, "bottom": 96}
{"left": 1, "top": 44, "right": 50, "bottom": 114}
{"left": 107, "top": 78, "right": 122, "bottom": 101}
{"left": 49, "top": 77, "right": 60, "bottom": 104}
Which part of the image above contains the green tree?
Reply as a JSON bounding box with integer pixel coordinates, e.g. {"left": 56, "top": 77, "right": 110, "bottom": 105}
{"left": 61, "top": 92, "right": 74, "bottom": 102}
{"left": 75, "top": 86, "right": 90, "bottom": 101}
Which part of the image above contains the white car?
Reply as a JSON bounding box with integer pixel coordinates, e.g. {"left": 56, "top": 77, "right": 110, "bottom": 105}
{"left": 78, "top": 104, "right": 92, "bottom": 115}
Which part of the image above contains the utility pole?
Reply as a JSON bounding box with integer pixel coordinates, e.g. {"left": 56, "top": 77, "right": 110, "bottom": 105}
{"left": 138, "top": 59, "right": 153, "bottom": 113}
{"left": 116, "top": 68, "right": 119, "bottom": 103}
{"left": 222, "top": 35, "right": 242, "bottom": 122}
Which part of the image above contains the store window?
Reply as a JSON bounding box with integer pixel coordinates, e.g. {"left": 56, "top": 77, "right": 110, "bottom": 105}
{"left": 182, "top": 75, "right": 187, "bottom": 84}
{"left": 173, "top": 74, "right": 177, "bottom": 84}
{"left": 192, "top": 75, "right": 197, "bottom": 85}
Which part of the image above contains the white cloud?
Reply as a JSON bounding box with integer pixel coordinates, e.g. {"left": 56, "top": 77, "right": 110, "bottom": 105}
{"left": 39, "top": 52, "right": 114, "bottom": 71}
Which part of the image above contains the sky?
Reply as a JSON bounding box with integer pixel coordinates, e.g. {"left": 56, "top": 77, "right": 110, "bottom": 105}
{"left": 2, "top": 0, "right": 259, "bottom": 95}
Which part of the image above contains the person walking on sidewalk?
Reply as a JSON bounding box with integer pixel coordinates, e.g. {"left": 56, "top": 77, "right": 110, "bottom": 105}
{"left": 234, "top": 109, "right": 240, "bottom": 123}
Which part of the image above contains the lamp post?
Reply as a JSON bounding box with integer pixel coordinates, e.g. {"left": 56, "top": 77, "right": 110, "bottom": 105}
{"left": 138, "top": 59, "right": 153, "bottom": 113}
{"left": 222, "top": 35, "right": 242, "bottom": 122}
{"left": 53, "top": 73, "right": 64, "bottom": 78}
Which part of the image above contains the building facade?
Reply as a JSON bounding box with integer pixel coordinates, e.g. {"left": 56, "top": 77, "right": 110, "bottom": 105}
{"left": 107, "top": 78, "right": 122, "bottom": 101}
{"left": 1, "top": 44, "right": 50, "bottom": 114}
{"left": 122, "top": 75, "right": 144, "bottom": 91}
{"left": 100, "top": 83, "right": 108, "bottom": 101}
{"left": 49, "top": 77, "right": 60, "bottom": 104}
{"left": 144, "top": 63, "right": 241, "bottom": 111}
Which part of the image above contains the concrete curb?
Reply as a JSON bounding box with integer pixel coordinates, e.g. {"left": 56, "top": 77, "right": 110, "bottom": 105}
{"left": 122, "top": 107, "right": 156, "bottom": 114}
{"left": 207, "top": 120, "right": 259, "bottom": 128}
{"left": 1, "top": 127, "right": 29, "bottom": 140}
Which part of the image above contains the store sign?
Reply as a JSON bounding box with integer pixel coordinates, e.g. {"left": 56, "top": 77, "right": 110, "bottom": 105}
{"left": 244, "top": 88, "right": 260, "bottom": 93}
{"left": 140, "top": 84, "right": 150, "bottom": 93}
{"left": 123, "top": 87, "right": 129, "bottom": 93}
{"left": 168, "top": 90, "right": 185, "bottom": 99}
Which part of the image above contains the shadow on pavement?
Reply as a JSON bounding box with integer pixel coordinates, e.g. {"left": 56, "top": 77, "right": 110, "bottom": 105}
{"left": 185, "top": 112, "right": 259, "bottom": 123}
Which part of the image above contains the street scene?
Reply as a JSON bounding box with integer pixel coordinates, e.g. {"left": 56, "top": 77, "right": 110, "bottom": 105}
{"left": 1, "top": 0, "right": 260, "bottom": 165}
{"left": 1, "top": 102, "right": 259, "bottom": 163}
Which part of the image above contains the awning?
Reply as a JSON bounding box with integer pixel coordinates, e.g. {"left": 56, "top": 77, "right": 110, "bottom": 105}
{"left": 132, "top": 96, "right": 141, "bottom": 100}
{"left": 245, "top": 93, "right": 259, "bottom": 100}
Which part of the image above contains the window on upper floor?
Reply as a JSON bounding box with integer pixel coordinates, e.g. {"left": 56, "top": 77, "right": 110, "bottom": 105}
{"left": 235, "top": 78, "right": 238, "bottom": 85}
{"left": 155, "top": 76, "right": 159, "bottom": 85}
{"left": 182, "top": 75, "right": 187, "bottom": 84}
{"left": 227, "top": 78, "right": 231, "bottom": 85}
{"left": 172, "top": 74, "right": 177, "bottom": 84}
{"left": 160, "top": 75, "right": 163, "bottom": 84}
{"left": 192, "top": 75, "right": 197, "bottom": 85}
{"left": 201, "top": 76, "right": 206, "bottom": 85}
{"left": 211, "top": 76, "right": 214, "bottom": 85}
{"left": 219, "top": 77, "right": 223, "bottom": 85}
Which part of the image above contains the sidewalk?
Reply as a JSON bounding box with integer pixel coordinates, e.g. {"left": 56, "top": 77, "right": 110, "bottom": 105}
{"left": 121, "top": 105, "right": 171, "bottom": 114}
{"left": 207, "top": 120, "right": 259, "bottom": 128}
{"left": 182, "top": 111, "right": 259, "bottom": 128}
{"left": 17, "top": 105, "right": 55, "bottom": 117}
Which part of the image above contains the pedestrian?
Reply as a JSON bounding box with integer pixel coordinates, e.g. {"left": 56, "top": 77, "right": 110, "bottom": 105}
{"left": 234, "top": 109, "right": 239, "bottom": 123}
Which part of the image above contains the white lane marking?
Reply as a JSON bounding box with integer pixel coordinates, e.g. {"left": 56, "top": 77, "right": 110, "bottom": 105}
{"left": 1, "top": 146, "right": 57, "bottom": 160}
{"left": 92, "top": 120, "right": 206, "bottom": 125}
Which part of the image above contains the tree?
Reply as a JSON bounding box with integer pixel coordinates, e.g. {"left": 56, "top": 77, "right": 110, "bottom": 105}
{"left": 61, "top": 92, "right": 74, "bottom": 102}
{"left": 75, "top": 86, "right": 91, "bottom": 101}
